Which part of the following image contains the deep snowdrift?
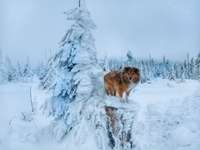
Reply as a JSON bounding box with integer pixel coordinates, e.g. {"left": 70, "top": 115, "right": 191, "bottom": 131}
{"left": 0, "top": 79, "right": 200, "bottom": 150}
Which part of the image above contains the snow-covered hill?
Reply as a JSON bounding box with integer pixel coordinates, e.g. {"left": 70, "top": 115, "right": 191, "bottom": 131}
{"left": 0, "top": 79, "right": 200, "bottom": 150}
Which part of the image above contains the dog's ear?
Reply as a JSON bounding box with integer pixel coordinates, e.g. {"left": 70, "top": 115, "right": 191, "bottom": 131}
{"left": 132, "top": 67, "right": 140, "bottom": 74}
{"left": 123, "top": 67, "right": 131, "bottom": 72}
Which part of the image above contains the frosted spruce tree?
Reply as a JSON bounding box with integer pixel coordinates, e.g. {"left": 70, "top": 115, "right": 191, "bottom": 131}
{"left": 15, "top": 58, "right": 33, "bottom": 81}
{"left": 195, "top": 53, "right": 200, "bottom": 80}
{"left": 4, "top": 56, "right": 17, "bottom": 82}
{"left": 41, "top": 0, "right": 106, "bottom": 142}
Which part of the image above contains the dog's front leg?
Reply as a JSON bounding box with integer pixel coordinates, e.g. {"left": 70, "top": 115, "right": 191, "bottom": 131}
{"left": 122, "top": 92, "right": 128, "bottom": 102}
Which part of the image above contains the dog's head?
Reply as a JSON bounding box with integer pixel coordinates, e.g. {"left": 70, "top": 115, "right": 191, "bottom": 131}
{"left": 122, "top": 67, "right": 140, "bottom": 83}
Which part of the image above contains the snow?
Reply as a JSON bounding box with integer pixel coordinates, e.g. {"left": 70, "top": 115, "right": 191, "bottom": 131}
{"left": 131, "top": 79, "right": 200, "bottom": 150}
{"left": 0, "top": 82, "right": 33, "bottom": 137}
{"left": 0, "top": 79, "right": 200, "bottom": 150}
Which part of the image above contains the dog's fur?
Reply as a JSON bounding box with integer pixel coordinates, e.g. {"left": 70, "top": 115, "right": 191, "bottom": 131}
{"left": 104, "top": 67, "right": 140, "bottom": 100}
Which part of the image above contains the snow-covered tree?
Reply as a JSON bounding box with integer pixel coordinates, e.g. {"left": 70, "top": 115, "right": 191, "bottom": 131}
{"left": 22, "top": 57, "right": 33, "bottom": 80}
{"left": 16, "top": 61, "right": 23, "bottom": 78}
{"left": 194, "top": 53, "right": 200, "bottom": 80}
{"left": 35, "top": 61, "right": 48, "bottom": 80}
{"left": 126, "top": 50, "right": 134, "bottom": 66}
{"left": 41, "top": 0, "right": 102, "bottom": 141}
{"left": 4, "top": 56, "right": 17, "bottom": 82}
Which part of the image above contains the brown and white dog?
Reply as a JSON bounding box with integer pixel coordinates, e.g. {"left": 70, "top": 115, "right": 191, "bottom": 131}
{"left": 104, "top": 67, "right": 140, "bottom": 101}
{"left": 104, "top": 67, "right": 140, "bottom": 135}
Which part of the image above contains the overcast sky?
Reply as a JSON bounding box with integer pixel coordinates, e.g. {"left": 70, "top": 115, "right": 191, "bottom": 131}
{"left": 0, "top": 0, "right": 200, "bottom": 64}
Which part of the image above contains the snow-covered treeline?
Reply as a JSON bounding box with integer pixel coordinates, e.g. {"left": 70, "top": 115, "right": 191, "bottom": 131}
{"left": 0, "top": 51, "right": 47, "bottom": 83}
{"left": 1, "top": 50, "right": 200, "bottom": 84}
{"left": 99, "top": 51, "right": 200, "bottom": 82}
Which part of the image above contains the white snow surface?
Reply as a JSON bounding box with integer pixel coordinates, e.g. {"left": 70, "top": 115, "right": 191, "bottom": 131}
{"left": 0, "top": 79, "right": 200, "bottom": 150}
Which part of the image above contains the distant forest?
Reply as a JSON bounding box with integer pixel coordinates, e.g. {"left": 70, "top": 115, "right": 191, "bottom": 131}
{"left": 0, "top": 50, "right": 200, "bottom": 83}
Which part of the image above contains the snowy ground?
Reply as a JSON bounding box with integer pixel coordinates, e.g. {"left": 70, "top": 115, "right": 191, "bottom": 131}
{"left": 132, "top": 79, "right": 200, "bottom": 150}
{"left": 0, "top": 79, "right": 200, "bottom": 150}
